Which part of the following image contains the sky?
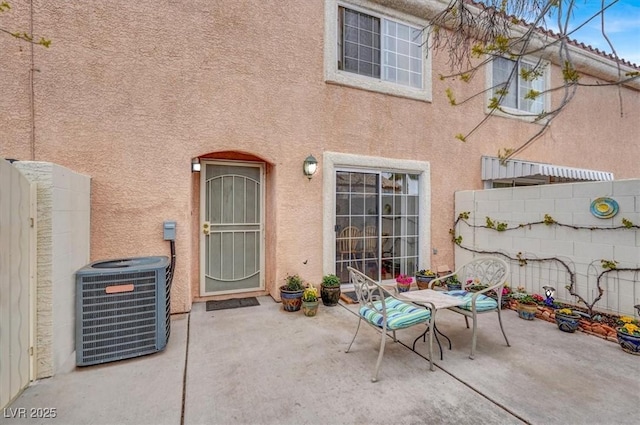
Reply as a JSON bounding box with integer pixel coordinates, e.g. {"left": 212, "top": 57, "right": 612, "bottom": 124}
{"left": 561, "top": 0, "right": 640, "bottom": 65}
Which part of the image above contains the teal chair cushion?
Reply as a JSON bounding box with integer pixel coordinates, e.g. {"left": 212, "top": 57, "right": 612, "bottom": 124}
{"left": 444, "top": 290, "right": 498, "bottom": 312}
{"left": 360, "top": 297, "right": 431, "bottom": 330}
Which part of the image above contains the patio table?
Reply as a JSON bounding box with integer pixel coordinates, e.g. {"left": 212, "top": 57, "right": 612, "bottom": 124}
{"left": 397, "top": 289, "right": 465, "bottom": 359}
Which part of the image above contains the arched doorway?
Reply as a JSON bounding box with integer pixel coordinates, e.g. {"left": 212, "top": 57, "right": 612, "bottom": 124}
{"left": 197, "top": 152, "right": 267, "bottom": 296}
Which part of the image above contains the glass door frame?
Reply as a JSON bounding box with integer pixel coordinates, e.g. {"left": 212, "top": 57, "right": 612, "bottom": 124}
{"left": 321, "top": 152, "right": 431, "bottom": 285}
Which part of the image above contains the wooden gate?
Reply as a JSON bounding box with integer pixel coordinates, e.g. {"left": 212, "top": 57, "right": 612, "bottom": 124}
{"left": 0, "top": 159, "right": 36, "bottom": 409}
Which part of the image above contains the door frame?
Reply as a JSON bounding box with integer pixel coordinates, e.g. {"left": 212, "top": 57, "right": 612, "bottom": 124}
{"left": 199, "top": 159, "right": 266, "bottom": 296}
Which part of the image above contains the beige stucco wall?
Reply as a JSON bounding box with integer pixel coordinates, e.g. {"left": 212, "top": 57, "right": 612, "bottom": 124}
{"left": 2, "top": 0, "right": 639, "bottom": 313}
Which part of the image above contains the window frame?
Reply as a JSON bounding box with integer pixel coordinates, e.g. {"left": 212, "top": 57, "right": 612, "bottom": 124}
{"left": 486, "top": 55, "right": 551, "bottom": 121}
{"left": 324, "top": 0, "right": 432, "bottom": 102}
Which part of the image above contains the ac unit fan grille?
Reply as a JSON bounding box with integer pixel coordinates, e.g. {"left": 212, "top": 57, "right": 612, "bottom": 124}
{"left": 76, "top": 257, "right": 170, "bottom": 366}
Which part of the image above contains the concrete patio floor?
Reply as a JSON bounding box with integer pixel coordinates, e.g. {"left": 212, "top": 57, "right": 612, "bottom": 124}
{"left": 2, "top": 295, "right": 639, "bottom": 425}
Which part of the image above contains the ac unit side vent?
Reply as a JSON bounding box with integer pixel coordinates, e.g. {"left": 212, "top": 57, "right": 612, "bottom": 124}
{"left": 76, "top": 256, "right": 171, "bottom": 366}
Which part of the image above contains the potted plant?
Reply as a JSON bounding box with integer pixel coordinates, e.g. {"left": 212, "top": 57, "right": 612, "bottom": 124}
{"left": 395, "top": 274, "right": 412, "bottom": 293}
{"left": 466, "top": 278, "right": 489, "bottom": 292}
{"left": 487, "top": 283, "right": 512, "bottom": 309}
{"left": 511, "top": 292, "right": 539, "bottom": 320}
{"left": 415, "top": 269, "right": 436, "bottom": 290}
{"left": 280, "top": 274, "right": 305, "bottom": 312}
{"left": 302, "top": 285, "right": 320, "bottom": 317}
{"left": 320, "top": 274, "right": 341, "bottom": 306}
{"left": 444, "top": 274, "right": 461, "bottom": 291}
{"left": 554, "top": 307, "right": 582, "bottom": 333}
{"left": 616, "top": 316, "right": 640, "bottom": 355}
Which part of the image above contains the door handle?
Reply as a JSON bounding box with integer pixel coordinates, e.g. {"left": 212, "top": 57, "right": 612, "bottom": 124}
{"left": 202, "top": 221, "right": 210, "bottom": 235}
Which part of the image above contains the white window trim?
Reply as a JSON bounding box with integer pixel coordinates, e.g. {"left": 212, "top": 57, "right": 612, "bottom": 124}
{"left": 324, "top": 0, "right": 432, "bottom": 102}
{"left": 485, "top": 55, "right": 551, "bottom": 122}
{"left": 322, "top": 151, "right": 431, "bottom": 279}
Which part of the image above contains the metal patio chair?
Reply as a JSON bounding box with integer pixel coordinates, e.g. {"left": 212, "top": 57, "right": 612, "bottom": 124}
{"left": 427, "top": 256, "right": 511, "bottom": 359}
{"left": 346, "top": 267, "right": 435, "bottom": 382}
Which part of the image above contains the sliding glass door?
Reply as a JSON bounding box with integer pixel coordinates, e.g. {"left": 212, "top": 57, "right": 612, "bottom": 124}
{"left": 335, "top": 170, "right": 419, "bottom": 283}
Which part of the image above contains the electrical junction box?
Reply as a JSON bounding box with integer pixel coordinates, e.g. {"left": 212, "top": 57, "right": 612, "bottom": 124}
{"left": 163, "top": 221, "right": 176, "bottom": 241}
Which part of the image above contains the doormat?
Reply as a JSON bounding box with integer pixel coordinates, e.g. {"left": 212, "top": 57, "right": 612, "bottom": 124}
{"left": 340, "top": 291, "right": 358, "bottom": 304}
{"left": 206, "top": 297, "right": 260, "bottom": 311}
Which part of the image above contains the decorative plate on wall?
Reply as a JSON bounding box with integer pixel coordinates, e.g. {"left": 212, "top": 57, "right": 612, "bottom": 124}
{"left": 590, "top": 197, "right": 619, "bottom": 219}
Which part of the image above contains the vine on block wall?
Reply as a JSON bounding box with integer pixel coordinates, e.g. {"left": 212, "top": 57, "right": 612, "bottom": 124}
{"left": 450, "top": 212, "right": 640, "bottom": 317}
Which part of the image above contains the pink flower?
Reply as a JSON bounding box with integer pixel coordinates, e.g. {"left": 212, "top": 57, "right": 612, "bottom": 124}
{"left": 395, "top": 274, "right": 413, "bottom": 285}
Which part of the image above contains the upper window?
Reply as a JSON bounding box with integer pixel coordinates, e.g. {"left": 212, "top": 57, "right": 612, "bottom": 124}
{"left": 490, "top": 57, "right": 548, "bottom": 117}
{"left": 324, "top": 0, "right": 432, "bottom": 102}
{"left": 338, "top": 7, "right": 423, "bottom": 89}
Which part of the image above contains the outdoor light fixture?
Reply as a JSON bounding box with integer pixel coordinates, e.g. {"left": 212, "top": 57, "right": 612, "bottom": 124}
{"left": 542, "top": 285, "right": 555, "bottom": 306}
{"left": 635, "top": 304, "right": 640, "bottom": 316}
{"left": 303, "top": 154, "right": 317, "bottom": 180}
{"left": 191, "top": 158, "right": 201, "bottom": 173}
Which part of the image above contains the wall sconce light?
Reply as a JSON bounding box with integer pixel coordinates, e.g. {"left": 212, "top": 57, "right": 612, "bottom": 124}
{"left": 191, "top": 158, "right": 201, "bottom": 173}
{"left": 302, "top": 154, "right": 317, "bottom": 180}
{"left": 542, "top": 286, "right": 555, "bottom": 306}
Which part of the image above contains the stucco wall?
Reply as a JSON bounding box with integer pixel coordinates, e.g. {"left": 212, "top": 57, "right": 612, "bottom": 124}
{"left": 1, "top": 1, "right": 639, "bottom": 311}
{"left": 14, "top": 162, "right": 90, "bottom": 378}
{"left": 455, "top": 179, "right": 640, "bottom": 317}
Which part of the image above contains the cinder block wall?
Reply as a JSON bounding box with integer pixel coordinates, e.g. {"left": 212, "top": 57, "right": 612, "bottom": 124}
{"left": 455, "top": 179, "right": 640, "bottom": 317}
{"left": 15, "top": 162, "right": 90, "bottom": 378}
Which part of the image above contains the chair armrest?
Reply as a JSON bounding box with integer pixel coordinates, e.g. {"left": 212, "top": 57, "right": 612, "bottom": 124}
{"left": 469, "top": 281, "right": 504, "bottom": 309}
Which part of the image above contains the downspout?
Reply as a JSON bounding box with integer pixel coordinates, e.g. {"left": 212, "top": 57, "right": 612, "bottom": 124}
{"left": 29, "top": 0, "right": 35, "bottom": 160}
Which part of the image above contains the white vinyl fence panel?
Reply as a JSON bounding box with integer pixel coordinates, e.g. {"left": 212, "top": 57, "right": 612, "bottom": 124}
{"left": 0, "top": 160, "right": 36, "bottom": 409}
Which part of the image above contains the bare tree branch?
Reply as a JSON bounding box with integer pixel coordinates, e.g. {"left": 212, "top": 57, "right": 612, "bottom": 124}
{"left": 427, "top": 0, "right": 638, "bottom": 160}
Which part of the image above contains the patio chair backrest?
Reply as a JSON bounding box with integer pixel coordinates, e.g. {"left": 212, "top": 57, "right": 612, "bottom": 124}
{"left": 457, "top": 257, "right": 508, "bottom": 292}
{"left": 348, "top": 267, "right": 387, "bottom": 315}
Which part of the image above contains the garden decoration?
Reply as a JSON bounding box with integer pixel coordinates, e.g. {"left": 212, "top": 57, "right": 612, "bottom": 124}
{"left": 542, "top": 286, "right": 555, "bottom": 307}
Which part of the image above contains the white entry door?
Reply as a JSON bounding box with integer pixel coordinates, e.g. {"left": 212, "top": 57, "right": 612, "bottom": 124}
{"left": 200, "top": 161, "right": 264, "bottom": 295}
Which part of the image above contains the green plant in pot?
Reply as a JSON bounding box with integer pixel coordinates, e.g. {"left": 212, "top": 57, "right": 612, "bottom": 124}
{"left": 554, "top": 307, "right": 581, "bottom": 333}
{"left": 616, "top": 315, "right": 640, "bottom": 355}
{"left": 320, "top": 274, "right": 341, "bottom": 306}
{"left": 302, "top": 285, "right": 320, "bottom": 317}
{"left": 444, "top": 274, "right": 461, "bottom": 291}
{"left": 511, "top": 292, "right": 539, "bottom": 320}
{"left": 280, "top": 274, "right": 305, "bottom": 312}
